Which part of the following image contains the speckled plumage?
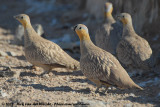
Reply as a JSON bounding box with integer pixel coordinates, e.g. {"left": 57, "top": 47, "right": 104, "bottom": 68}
{"left": 95, "top": 2, "right": 122, "bottom": 55}
{"left": 14, "top": 14, "right": 80, "bottom": 74}
{"left": 74, "top": 24, "right": 143, "bottom": 92}
{"left": 116, "top": 13, "right": 153, "bottom": 71}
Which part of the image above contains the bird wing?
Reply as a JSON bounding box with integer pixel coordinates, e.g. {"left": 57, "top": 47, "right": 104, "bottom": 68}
{"left": 81, "top": 48, "right": 136, "bottom": 88}
{"left": 116, "top": 35, "right": 152, "bottom": 68}
{"left": 30, "top": 38, "right": 78, "bottom": 68}
{"left": 81, "top": 48, "right": 124, "bottom": 86}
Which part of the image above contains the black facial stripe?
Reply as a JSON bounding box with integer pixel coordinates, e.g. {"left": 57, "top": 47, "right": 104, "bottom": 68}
{"left": 73, "top": 25, "right": 77, "bottom": 31}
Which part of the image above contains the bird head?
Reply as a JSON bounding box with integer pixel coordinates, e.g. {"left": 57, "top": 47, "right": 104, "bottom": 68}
{"left": 72, "top": 24, "right": 90, "bottom": 41}
{"left": 117, "top": 13, "right": 132, "bottom": 25}
{"left": 104, "top": 2, "right": 113, "bottom": 17}
{"left": 14, "top": 14, "right": 31, "bottom": 28}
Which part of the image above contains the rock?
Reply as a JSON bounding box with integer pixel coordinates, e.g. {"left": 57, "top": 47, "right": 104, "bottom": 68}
{"left": 0, "top": 51, "right": 8, "bottom": 57}
{"left": 22, "top": 77, "right": 32, "bottom": 83}
{"left": 7, "top": 78, "right": 22, "bottom": 84}
{"left": 7, "top": 51, "right": 17, "bottom": 56}
{"left": 129, "top": 93, "right": 135, "bottom": 97}
{"left": 78, "top": 98, "right": 108, "bottom": 107}
{"left": 15, "top": 24, "right": 45, "bottom": 45}
{"left": 0, "top": 68, "right": 15, "bottom": 77}
{"left": 42, "top": 74, "right": 50, "bottom": 78}
{"left": 0, "top": 90, "right": 8, "bottom": 98}
{"left": 124, "top": 103, "right": 132, "bottom": 107}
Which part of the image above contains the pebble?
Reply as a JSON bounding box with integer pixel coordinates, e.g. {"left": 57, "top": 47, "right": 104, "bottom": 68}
{"left": 124, "top": 103, "right": 132, "bottom": 107}
{"left": 7, "top": 78, "right": 22, "bottom": 84}
{"left": 42, "top": 74, "right": 50, "bottom": 78}
{"left": 7, "top": 51, "right": 17, "bottom": 56}
{"left": 0, "top": 90, "right": 8, "bottom": 97}
{"left": 79, "top": 98, "right": 108, "bottom": 107}
{"left": 129, "top": 93, "right": 135, "bottom": 97}
{"left": 0, "top": 70, "right": 15, "bottom": 77}
{"left": 22, "top": 77, "right": 32, "bottom": 82}
{"left": 0, "top": 51, "right": 8, "bottom": 57}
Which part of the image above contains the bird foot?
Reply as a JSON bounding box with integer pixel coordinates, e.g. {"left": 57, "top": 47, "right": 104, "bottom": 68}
{"left": 31, "top": 66, "right": 40, "bottom": 71}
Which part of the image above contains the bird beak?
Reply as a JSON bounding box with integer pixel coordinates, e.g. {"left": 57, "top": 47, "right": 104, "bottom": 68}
{"left": 13, "top": 15, "right": 19, "bottom": 20}
{"left": 116, "top": 15, "right": 121, "bottom": 20}
{"left": 71, "top": 25, "right": 77, "bottom": 31}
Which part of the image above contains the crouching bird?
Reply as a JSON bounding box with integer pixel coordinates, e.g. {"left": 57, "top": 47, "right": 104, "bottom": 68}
{"left": 116, "top": 13, "right": 154, "bottom": 72}
{"left": 73, "top": 24, "right": 143, "bottom": 93}
{"left": 14, "top": 14, "right": 80, "bottom": 75}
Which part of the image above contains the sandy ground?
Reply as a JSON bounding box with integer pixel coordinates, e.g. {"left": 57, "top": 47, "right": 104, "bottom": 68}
{"left": 0, "top": 25, "right": 160, "bottom": 107}
{"left": 0, "top": 0, "right": 160, "bottom": 107}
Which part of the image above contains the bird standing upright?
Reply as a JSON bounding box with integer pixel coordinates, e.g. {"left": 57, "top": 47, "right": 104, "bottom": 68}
{"left": 73, "top": 24, "right": 143, "bottom": 93}
{"left": 116, "top": 13, "right": 154, "bottom": 71}
{"left": 95, "top": 2, "right": 122, "bottom": 55}
{"left": 14, "top": 14, "right": 80, "bottom": 75}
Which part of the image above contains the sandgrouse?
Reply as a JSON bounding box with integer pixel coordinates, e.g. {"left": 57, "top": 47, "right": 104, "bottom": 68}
{"left": 95, "top": 2, "right": 122, "bottom": 55}
{"left": 73, "top": 24, "right": 143, "bottom": 93}
{"left": 116, "top": 13, "right": 154, "bottom": 71}
{"left": 14, "top": 14, "right": 80, "bottom": 75}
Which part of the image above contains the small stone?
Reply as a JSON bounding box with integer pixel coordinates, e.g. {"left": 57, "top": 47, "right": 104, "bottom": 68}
{"left": 13, "top": 71, "right": 21, "bottom": 78}
{"left": 7, "top": 51, "right": 17, "bottom": 56}
{"left": 7, "top": 78, "right": 22, "bottom": 84}
{"left": 42, "top": 74, "right": 49, "bottom": 78}
{"left": 79, "top": 98, "right": 108, "bottom": 107}
{"left": 0, "top": 51, "right": 8, "bottom": 57}
{"left": 66, "top": 76, "right": 70, "bottom": 81}
{"left": 0, "top": 69, "right": 15, "bottom": 77}
{"left": 22, "top": 77, "right": 32, "bottom": 82}
{"left": 0, "top": 90, "right": 8, "bottom": 97}
{"left": 124, "top": 103, "right": 132, "bottom": 107}
{"left": 129, "top": 93, "right": 135, "bottom": 97}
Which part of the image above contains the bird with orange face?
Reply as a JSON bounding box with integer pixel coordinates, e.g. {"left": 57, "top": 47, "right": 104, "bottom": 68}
{"left": 73, "top": 24, "right": 143, "bottom": 93}
{"left": 116, "top": 13, "right": 154, "bottom": 71}
{"left": 14, "top": 14, "right": 80, "bottom": 75}
{"left": 95, "top": 2, "right": 122, "bottom": 55}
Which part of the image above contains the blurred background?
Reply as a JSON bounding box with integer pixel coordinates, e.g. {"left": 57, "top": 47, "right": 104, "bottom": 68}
{"left": 0, "top": 0, "right": 160, "bottom": 58}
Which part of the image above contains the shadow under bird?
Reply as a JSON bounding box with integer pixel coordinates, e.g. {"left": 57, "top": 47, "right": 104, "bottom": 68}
{"left": 95, "top": 2, "right": 122, "bottom": 56}
{"left": 73, "top": 24, "right": 143, "bottom": 93}
{"left": 116, "top": 13, "right": 155, "bottom": 72}
{"left": 14, "top": 14, "right": 80, "bottom": 75}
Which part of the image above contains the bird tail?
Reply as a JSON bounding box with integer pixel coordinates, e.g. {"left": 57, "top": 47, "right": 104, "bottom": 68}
{"left": 134, "top": 84, "right": 144, "bottom": 90}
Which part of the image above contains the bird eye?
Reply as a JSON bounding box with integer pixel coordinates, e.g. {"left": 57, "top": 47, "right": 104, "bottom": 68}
{"left": 123, "top": 16, "right": 125, "bottom": 18}
{"left": 79, "top": 27, "right": 82, "bottom": 29}
{"left": 21, "top": 16, "right": 23, "bottom": 19}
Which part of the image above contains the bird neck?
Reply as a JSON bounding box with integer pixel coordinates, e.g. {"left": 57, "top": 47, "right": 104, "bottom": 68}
{"left": 80, "top": 36, "right": 95, "bottom": 56}
{"left": 122, "top": 22, "right": 136, "bottom": 37}
{"left": 23, "top": 23, "right": 38, "bottom": 47}
{"left": 20, "top": 20, "right": 32, "bottom": 29}
{"left": 104, "top": 12, "right": 115, "bottom": 23}
{"left": 76, "top": 30, "right": 91, "bottom": 41}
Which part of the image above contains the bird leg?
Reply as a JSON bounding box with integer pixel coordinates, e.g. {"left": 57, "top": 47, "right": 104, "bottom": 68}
{"left": 31, "top": 65, "right": 40, "bottom": 71}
